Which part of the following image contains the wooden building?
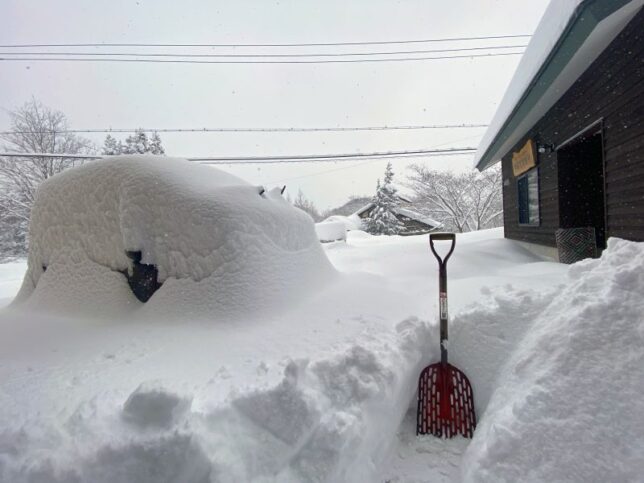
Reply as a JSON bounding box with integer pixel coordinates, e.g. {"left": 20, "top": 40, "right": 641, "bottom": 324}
{"left": 474, "top": 0, "right": 644, "bottom": 261}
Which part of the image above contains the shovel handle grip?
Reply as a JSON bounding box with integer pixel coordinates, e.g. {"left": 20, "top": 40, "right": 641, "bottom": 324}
{"left": 429, "top": 233, "right": 456, "bottom": 265}
{"left": 430, "top": 233, "right": 455, "bottom": 241}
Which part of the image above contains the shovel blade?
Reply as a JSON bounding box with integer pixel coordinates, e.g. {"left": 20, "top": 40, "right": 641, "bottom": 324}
{"left": 417, "top": 362, "right": 476, "bottom": 438}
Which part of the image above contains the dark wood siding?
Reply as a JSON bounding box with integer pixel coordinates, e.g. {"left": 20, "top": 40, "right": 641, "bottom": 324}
{"left": 502, "top": 7, "right": 644, "bottom": 246}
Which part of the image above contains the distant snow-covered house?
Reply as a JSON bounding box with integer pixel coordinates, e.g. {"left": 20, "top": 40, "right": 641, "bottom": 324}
{"left": 354, "top": 195, "right": 442, "bottom": 236}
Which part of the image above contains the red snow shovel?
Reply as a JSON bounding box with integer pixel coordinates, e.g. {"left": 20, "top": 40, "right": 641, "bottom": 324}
{"left": 417, "top": 233, "right": 476, "bottom": 438}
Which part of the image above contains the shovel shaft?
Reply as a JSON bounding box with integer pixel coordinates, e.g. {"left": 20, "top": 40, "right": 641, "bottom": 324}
{"left": 439, "top": 265, "right": 448, "bottom": 364}
{"left": 430, "top": 233, "right": 455, "bottom": 365}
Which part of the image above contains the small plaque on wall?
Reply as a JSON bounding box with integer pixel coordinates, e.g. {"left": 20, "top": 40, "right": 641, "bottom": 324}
{"left": 512, "top": 139, "right": 537, "bottom": 177}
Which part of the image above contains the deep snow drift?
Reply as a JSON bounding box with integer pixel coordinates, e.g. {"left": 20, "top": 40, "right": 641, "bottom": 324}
{"left": 1, "top": 226, "right": 642, "bottom": 482}
{"left": 459, "top": 237, "right": 644, "bottom": 482}
{"left": 15, "top": 155, "right": 334, "bottom": 318}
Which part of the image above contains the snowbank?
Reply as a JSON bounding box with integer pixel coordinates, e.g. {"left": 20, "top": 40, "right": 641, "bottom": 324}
{"left": 0, "top": 313, "right": 433, "bottom": 483}
{"left": 3, "top": 227, "right": 642, "bottom": 481}
{"left": 459, "top": 238, "right": 644, "bottom": 481}
{"left": 14, "top": 156, "right": 334, "bottom": 318}
{"left": 315, "top": 221, "right": 347, "bottom": 243}
{"left": 321, "top": 214, "right": 362, "bottom": 230}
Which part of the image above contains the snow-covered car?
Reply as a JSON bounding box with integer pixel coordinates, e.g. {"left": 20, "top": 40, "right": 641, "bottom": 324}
{"left": 14, "top": 155, "right": 335, "bottom": 317}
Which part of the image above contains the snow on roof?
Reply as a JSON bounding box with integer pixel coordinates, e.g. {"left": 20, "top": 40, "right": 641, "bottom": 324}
{"left": 352, "top": 203, "right": 441, "bottom": 228}
{"left": 353, "top": 191, "right": 410, "bottom": 216}
{"left": 474, "top": 0, "right": 644, "bottom": 171}
{"left": 393, "top": 208, "right": 441, "bottom": 228}
{"left": 354, "top": 203, "right": 373, "bottom": 216}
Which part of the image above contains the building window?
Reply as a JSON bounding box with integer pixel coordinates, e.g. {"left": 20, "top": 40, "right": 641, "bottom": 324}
{"left": 518, "top": 168, "right": 539, "bottom": 226}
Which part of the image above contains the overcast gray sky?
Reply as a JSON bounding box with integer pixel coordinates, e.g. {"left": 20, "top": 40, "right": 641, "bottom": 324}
{"left": 1, "top": 0, "right": 550, "bottom": 210}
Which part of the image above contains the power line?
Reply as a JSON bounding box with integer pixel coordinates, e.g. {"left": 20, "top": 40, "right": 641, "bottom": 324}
{"left": 190, "top": 147, "right": 477, "bottom": 163}
{"left": 0, "top": 147, "right": 476, "bottom": 164}
{"left": 0, "top": 124, "right": 488, "bottom": 136}
{"left": 267, "top": 158, "right": 386, "bottom": 185}
{"left": 263, "top": 135, "right": 482, "bottom": 185}
{"left": 0, "top": 152, "right": 102, "bottom": 159}
{"left": 0, "top": 34, "right": 532, "bottom": 49}
{"left": 265, "top": 134, "right": 484, "bottom": 184}
{"left": 199, "top": 152, "right": 473, "bottom": 164}
{"left": 0, "top": 44, "right": 527, "bottom": 59}
{"left": 0, "top": 51, "right": 524, "bottom": 64}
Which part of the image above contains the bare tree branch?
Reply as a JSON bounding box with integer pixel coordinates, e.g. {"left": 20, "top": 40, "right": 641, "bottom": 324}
{"left": 0, "top": 98, "right": 97, "bottom": 258}
{"left": 405, "top": 165, "right": 503, "bottom": 233}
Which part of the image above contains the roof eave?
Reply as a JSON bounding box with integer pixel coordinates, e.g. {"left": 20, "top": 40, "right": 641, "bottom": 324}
{"left": 475, "top": 0, "right": 631, "bottom": 171}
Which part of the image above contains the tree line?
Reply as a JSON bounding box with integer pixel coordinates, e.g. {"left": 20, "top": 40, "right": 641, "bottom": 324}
{"left": 295, "top": 162, "right": 503, "bottom": 235}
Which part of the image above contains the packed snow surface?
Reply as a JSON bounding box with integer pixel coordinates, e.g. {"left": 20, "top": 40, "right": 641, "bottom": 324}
{"left": 1, "top": 219, "right": 642, "bottom": 481}
{"left": 14, "top": 155, "right": 334, "bottom": 318}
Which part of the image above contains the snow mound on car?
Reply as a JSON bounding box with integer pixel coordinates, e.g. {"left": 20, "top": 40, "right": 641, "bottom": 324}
{"left": 14, "top": 155, "right": 334, "bottom": 317}
{"left": 461, "top": 238, "right": 644, "bottom": 482}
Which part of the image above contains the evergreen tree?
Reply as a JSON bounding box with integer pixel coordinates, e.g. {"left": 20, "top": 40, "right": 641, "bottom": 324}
{"left": 102, "top": 134, "right": 123, "bottom": 155}
{"left": 124, "top": 129, "right": 149, "bottom": 154}
{"left": 148, "top": 132, "right": 165, "bottom": 155}
{"left": 102, "top": 129, "right": 165, "bottom": 155}
{"left": 364, "top": 162, "right": 403, "bottom": 235}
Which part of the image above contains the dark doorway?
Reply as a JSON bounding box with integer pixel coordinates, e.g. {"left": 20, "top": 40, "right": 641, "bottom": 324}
{"left": 556, "top": 130, "right": 606, "bottom": 249}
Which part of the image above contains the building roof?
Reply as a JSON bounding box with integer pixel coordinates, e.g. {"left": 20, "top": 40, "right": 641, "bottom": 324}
{"left": 474, "top": 0, "right": 644, "bottom": 171}
{"left": 353, "top": 191, "right": 412, "bottom": 217}
{"left": 393, "top": 208, "right": 442, "bottom": 228}
{"left": 353, "top": 203, "right": 441, "bottom": 228}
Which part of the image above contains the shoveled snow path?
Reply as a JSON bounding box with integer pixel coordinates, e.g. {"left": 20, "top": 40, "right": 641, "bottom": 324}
{"left": 327, "top": 229, "right": 566, "bottom": 481}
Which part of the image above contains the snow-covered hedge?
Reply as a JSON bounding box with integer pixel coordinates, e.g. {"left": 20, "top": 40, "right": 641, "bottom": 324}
{"left": 14, "top": 155, "right": 335, "bottom": 317}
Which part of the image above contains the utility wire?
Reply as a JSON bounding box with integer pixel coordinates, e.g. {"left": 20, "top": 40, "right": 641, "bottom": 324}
{"left": 0, "top": 152, "right": 102, "bottom": 159}
{"left": 0, "top": 34, "right": 531, "bottom": 49}
{"left": 265, "top": 134, "right": 483, "bottom": 184}
{"left": 0, "top": 51, "right": 524, "bottom": 64}
{"left": 0, "top": 124, "right": 488, "bottom": 135}
{"left": 266, "top": 136, "right": 480, "bottom": 185}
{"left": 198, "top": 152, "right": 472, "bottom": 164}
{"left": 191, "top": 147, "right": 476, "bottom": 164}
{"left": 0, "top": 44, "right": 527, "bottom": 59}
{"left": 0, "top": 147, "right": 476, "bottom": 164}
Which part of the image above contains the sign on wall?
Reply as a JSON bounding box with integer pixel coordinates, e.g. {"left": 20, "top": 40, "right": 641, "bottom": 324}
{"left": 512, "top": 139, "right": 537, "bottom": 176}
